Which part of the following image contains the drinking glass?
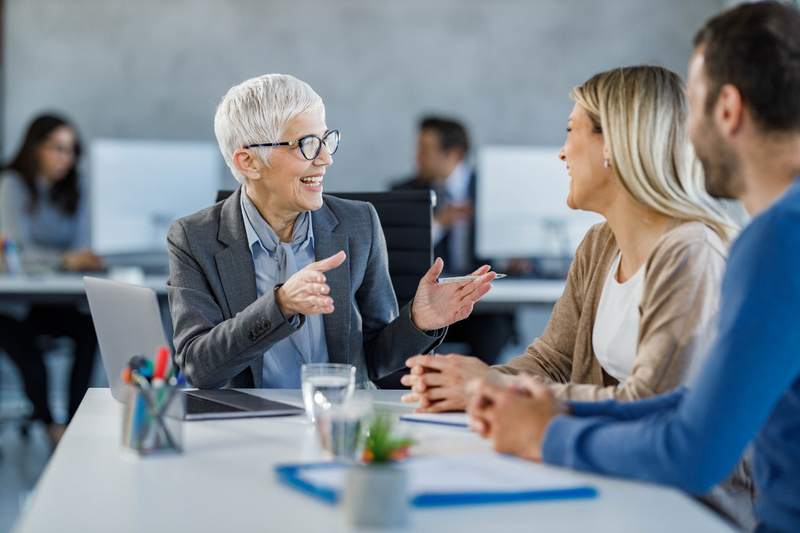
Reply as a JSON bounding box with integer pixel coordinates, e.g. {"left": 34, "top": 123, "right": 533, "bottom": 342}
{"left": 301, "top": 363, "right": 356, "bottom": 422}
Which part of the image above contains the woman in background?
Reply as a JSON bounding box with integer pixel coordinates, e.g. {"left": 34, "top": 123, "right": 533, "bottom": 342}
{"left": 0, "top": 113, "right": 103, "bottom": 444}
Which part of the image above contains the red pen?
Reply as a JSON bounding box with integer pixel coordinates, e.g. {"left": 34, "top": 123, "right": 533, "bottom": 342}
{"left": 154, "top": 346, "right": 170, "bottom": 381}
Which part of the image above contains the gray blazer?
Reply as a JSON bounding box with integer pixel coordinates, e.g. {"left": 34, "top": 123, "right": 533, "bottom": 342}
{"left": 167, "top": 187, "right": 444, "bottom": 388}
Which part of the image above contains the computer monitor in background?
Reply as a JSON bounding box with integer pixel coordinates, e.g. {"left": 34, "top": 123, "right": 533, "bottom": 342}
{"left": 476, "top": 146, "right": 602, "bottom": 261}
{"left": 90, "top": 139, "right": 222, "bottom": 257}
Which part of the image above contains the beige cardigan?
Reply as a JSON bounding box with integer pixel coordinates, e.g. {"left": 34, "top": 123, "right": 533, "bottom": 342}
{"left": 495, "top": 221, "right": 727, "bottom": 401}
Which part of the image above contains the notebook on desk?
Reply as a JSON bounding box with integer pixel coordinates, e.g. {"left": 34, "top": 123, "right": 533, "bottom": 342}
{"left": 399, "top": 412, "right": 469, "bottom": 428}
{"left": 276, "top": 452, "right": 597, "bottom": 507}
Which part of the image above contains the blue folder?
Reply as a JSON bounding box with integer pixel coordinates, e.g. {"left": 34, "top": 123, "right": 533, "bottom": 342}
{"left": 275, "top": 458, "right": 598, "bottom": 508}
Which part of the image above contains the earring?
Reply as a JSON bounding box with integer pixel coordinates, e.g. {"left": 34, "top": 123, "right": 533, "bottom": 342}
{"left": 603, "top": 158, "right": 610, "bottom": 169}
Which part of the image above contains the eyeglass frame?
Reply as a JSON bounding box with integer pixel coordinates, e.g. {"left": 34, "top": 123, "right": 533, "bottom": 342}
{"left": 243, "top": 129, "right": 340, "bottom": 161}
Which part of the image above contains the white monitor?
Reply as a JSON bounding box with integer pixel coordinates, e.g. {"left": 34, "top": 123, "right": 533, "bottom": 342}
{"left": 476, "top": 146, "right": 602, "bottom": 259}
{"left": 90, "top": 139, "right": 222, "bottom": 254}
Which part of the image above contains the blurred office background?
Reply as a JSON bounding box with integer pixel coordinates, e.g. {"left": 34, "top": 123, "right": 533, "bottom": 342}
{"left": 3, "top": 0, "right": 721, "bottom": 190}
{"left": 0, "top": 1, "right": 736, "bottom": 531}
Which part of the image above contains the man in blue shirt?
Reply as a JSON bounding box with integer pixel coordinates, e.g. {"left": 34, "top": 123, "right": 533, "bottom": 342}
{"left": 467, "top": 3, "right": 800, "bottom": 531}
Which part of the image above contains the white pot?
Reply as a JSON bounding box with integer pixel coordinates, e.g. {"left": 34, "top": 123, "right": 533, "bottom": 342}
{"left": 344, "top": 464, "right": 408, "bottom": 528}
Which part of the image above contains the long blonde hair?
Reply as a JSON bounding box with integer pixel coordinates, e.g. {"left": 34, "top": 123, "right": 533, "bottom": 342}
{"left": 571, "top": 66, "right": 736, "bottom": 242}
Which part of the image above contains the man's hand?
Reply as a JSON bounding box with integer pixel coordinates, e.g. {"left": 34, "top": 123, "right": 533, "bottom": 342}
{"left": 410, "top": 258, "right": 495, "bottom": 331}
{"left": 275, "top": 251, "right": 346, "bottom": 318}
{"left": 400, "top": 354, "right": 492, "bottom": 412}
{"left": 467, "top": 376, "right": 565, "bottom": 462}
{"left": 434, "top": 202, "right": 473, "bottom": 229}
{"left": 62, "top": 249, "right": 105, "bottom": 272}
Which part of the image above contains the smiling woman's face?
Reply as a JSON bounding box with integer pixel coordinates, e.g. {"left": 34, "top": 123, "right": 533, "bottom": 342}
{"left": 250, "top": 107, "right": 333, "bottom": 215}
{"left": 558, "top": 103, "right": 613, "bottom": 213}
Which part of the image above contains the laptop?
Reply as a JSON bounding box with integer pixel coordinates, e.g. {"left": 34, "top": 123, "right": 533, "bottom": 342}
{"left": 83, "top": 276, "right": 304, "bottom": 419}
{"left": 84, "top": 276, "right": 169, "bottom": 402}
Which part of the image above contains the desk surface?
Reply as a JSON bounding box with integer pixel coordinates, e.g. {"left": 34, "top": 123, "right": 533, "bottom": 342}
{"left": 13, "top": 389, "right": 731, "bottom": 533}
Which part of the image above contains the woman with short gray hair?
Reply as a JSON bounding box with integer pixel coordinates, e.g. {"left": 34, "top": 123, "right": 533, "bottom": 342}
{"left": 167, "top": 73, "right": 496, "bottom": 389}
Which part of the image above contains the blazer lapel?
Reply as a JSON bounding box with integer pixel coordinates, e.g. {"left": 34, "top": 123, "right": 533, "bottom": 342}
{"left": 215, "top": 187, "right": 262, "bottom": 384}
{"left": 312, "top": 199, "right": 351, "bottom": 365}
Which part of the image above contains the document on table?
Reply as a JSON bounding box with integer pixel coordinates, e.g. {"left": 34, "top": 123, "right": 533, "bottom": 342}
{"left": 399, "top": 412, "right": 469, "bottom": 428}
{"left": 277, "top": 452, "right": 597, "bottom": 506}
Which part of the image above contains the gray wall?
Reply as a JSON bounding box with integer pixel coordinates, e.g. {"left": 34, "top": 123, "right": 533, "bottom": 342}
{"left": 4, "top": 0, "right": 723, "bottom": 191}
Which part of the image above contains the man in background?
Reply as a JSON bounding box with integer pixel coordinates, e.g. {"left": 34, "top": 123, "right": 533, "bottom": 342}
{"left": 392, "top": 116, "right": 515, "bottom": 364}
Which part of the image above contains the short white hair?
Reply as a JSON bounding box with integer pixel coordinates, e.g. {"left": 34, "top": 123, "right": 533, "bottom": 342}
{"left": 213, "top": 74, "right": 324, "bottom": 183}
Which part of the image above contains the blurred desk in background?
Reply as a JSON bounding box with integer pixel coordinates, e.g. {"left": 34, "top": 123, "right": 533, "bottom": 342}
{"left": 476, "top": 278, "right": 564, "bottom": 311}
{"left": 0, "top": 274, "right": 169, "bottom": 304}
{"left": 0, "top": 275, "right": 564, "bottom": 308}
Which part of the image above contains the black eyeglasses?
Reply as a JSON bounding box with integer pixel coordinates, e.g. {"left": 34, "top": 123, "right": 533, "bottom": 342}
{"left": 244, "top": 129, "right": 340, "bottom": 161}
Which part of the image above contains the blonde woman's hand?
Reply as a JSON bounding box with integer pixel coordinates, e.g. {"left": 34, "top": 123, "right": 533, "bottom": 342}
{"left": 400, "top": 354, "right": 492, "bottom": 412}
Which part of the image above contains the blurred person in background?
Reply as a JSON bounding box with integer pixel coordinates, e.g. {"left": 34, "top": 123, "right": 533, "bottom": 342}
{"left": 0, "top": 113, "right": 103, "bottom": 445}
{"left": 392, "top": 116, "right": 516, "bottom": 365}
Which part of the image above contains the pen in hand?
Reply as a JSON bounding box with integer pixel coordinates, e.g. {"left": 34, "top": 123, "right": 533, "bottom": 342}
{"left": 437, "top": 273, "right": 506, "bottom": 285}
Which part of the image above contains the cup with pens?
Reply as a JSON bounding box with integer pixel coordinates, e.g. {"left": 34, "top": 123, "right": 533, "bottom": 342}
{"left": 121, "top": 346, "right": 185, "bottom": 455}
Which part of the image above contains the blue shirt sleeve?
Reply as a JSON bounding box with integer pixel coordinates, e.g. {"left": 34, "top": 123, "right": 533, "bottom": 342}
{"left": 542, "top": 207, "right": 800, "bottom": 494}
{"left": 567, "top": 388, "right": 685, "bottom": 420}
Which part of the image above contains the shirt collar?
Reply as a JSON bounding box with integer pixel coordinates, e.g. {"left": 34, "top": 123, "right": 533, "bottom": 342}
{"left": 240, "top": 189, "right": 314, "bottom": 256}
{"left": 444, "top": 162, "right": 471, "bottom": 198}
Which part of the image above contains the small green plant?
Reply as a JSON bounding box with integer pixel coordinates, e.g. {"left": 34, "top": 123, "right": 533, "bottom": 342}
{"left": 361, "top": 411, "right": 414, "bottom": 464}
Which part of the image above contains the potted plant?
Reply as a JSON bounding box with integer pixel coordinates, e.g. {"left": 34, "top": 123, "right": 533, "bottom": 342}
{"left": 343, "top": 411, "right": 413, "bottom": 528}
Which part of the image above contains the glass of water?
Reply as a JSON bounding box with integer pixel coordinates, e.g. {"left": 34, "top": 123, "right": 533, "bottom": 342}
{"left": 314, "top": 392, "right": 372, "bottom": 461}
{"left": 301, "top": 363, "right": 356, "bottom": 422}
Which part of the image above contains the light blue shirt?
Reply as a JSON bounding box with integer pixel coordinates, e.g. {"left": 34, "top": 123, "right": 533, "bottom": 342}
{"left": 240, "top": 191, "right": 330, "bottom": 388}
{"left": 431, "top": 162, "right": 471, "bottom": 273}
{"left": 0, "top": 172, "right": 90, "bottom": 271}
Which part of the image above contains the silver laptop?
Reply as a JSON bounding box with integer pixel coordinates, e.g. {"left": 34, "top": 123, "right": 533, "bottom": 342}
{"left": 84, "top": 276, "right": 169, "bottom": 402}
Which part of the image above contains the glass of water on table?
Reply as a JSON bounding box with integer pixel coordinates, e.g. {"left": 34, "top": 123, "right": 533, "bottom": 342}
{"left": 301, "top": 363, "right": 356, "bottom": 422}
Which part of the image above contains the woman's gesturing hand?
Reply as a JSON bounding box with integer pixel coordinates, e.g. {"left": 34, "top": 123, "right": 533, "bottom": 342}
{"left": 275, "top": 250, "right": 346, "bottom": 318}
{"left": 410, "top": 258, "right": 496, "bottom": 331}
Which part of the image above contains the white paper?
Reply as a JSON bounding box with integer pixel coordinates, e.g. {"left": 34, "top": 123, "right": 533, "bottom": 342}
{"left": 298, "top": 452, "right": 589, "bottom": 496}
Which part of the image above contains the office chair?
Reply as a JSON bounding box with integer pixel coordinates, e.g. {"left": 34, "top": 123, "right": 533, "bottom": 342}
{"left": 216, "top": 189, "right": 435, "bottom": 388}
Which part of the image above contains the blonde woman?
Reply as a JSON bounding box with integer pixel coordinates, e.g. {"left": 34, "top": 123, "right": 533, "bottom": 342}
{"left": 402, "top": 65, "right": 737, "bottom": 411}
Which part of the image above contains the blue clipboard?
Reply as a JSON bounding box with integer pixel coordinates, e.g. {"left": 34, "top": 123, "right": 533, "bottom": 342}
{"left": 275, "top": 460, "right": 598, "bottom": 508}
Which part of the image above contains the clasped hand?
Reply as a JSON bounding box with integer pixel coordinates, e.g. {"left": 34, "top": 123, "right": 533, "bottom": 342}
{"left": 467, "top": 375, "right": 565, "bottom": 462}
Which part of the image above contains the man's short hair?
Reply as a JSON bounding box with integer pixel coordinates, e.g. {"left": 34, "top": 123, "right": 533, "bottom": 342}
{"left": 419, "top": 116, "right": 470, "bottom": 155}
{"left": 693, "top": 1, "right": 800, "bottom": 132}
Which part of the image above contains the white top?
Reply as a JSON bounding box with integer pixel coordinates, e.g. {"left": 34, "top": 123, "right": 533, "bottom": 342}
{"left": 592, "top": 253, "right": 646, "bottom": 382}
{"left": 12, "top": 389, "right": 731, "bottom": 533}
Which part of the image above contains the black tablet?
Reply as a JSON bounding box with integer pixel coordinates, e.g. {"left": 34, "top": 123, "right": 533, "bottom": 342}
{"left": 183, "top": 389, "right": 304, "bottom": 420}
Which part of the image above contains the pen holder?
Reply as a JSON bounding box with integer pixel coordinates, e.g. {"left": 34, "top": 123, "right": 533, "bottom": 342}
{"left": 121, "top": 384, "right": 184, "bottom": 455}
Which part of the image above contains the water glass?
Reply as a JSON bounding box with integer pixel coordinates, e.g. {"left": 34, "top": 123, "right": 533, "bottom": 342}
{"left": 314, "top": 393, "right": 372, "bottom": 460}
{"left": 301, "top": 363, "right": 356, "bottom": 422}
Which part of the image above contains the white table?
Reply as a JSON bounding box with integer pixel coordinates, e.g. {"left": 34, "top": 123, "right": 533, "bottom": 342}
{"left": 13, "top": 389, "right": 732, "bottom": 533}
